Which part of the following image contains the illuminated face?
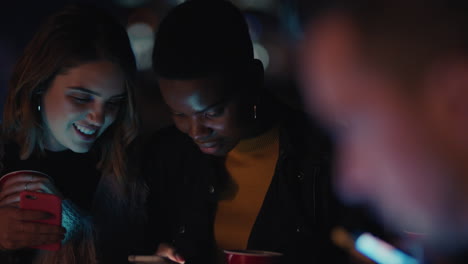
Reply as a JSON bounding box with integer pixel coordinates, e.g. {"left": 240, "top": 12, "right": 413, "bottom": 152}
{"left": 42, "top": 61, "right": 126, "bottom": 153}
{"left": 159, "top": 76, "right": 251, "bottom": 156}
{"left": 301, "top": 15, "right": 468, "bottom": 250}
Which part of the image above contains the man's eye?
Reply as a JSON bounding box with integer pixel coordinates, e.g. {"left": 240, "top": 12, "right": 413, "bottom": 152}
{"left": 204, "top": 108, "right": 224, "bottom": 118}
{"left": 172, "top": 112, "right": 186, "bottom": 117}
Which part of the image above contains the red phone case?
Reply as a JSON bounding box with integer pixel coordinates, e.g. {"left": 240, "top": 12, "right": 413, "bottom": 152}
{"left": 19, "top": 191, "right": 62, "bottom": 251}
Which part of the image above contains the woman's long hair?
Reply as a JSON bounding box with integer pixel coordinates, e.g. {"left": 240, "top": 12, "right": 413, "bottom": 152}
{"left": 2, "top": 4, "right": 146, "bottom": 263}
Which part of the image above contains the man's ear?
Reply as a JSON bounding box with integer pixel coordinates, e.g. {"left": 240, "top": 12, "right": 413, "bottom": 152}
{"left": 250, "top": 58, "right": 265, "bottom": 86}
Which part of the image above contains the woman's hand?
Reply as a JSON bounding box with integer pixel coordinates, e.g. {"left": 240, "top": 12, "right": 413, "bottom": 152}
{"left": 128, "top": 243, "right": 186, "bottom": 264}
{"left": 0, "top": 206, "right": 65, "bottom": 250}
{"left": 0, "top": 172, "right": 63, "bottom": 207}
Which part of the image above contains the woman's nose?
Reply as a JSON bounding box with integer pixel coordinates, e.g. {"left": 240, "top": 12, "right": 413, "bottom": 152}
{"left": 86, "top": 105, "right": 105, "bottom": 126}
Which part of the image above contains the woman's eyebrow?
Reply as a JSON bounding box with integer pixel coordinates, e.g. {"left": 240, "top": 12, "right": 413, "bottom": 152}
{"left": 67, "top": 86, "right": 100, "bottom": 96}
{"left": 68, "top": 87, "right": 126, "bottom": 99}
{"left": 109, "top": 93, "right": 126, "bottom": 100}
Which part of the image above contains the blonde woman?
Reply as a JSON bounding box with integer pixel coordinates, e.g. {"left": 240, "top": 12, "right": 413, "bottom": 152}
{"left": 0, "top": 5, "right": 146, "bottom": 264}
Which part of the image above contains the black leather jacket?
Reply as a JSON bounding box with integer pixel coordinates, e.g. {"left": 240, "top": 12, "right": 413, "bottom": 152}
{"left": 141, "top": 112, "right": 347, "bottom": 264}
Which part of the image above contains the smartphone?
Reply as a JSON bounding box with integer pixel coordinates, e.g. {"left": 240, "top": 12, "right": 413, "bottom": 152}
{"left": 355, "top": 232, "right": 419, "bottom": 264}
{"left": 19, "top": 191, "right": 62, "bottom": 251}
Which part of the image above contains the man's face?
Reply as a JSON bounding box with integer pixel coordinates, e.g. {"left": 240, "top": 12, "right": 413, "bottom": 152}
{"left": 158, "top": 76, "right": 251, "bottom": 156}
{"left": 301, "top": 14, "right": 468, "bottom": 249}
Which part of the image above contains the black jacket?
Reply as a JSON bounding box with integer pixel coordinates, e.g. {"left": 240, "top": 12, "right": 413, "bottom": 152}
{"left": 141, "top": 112, "right": 347, "bottom": 264}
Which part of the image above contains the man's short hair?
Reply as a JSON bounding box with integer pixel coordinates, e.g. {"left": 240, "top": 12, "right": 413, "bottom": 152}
{"left": 153, "top": 0, "right": 254, "bottom": 80}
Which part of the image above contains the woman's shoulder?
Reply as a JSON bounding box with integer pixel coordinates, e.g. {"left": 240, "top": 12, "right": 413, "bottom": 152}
{"left": 0, "top": 138, "right": 20, "bottom": 157}
{"left": 0, "top": 139, "right": 22, "bottom": 174}
{"left": 0, "top": 126, "right": 19, "bottom": 155}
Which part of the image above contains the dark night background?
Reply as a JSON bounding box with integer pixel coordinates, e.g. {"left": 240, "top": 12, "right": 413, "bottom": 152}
{"left": 0, "top": 0, "right": 314, "bottom": 136}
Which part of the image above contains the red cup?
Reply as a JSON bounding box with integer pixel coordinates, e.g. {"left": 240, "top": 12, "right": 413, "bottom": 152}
{"left": 224, "top": 250, "right": 283, "bottom": 264}
{"left": 0, "top": 170, "right": 51, "bottom": 189}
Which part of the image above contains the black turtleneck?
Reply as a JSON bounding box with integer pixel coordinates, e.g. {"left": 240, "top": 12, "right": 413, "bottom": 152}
{"left": 1, "top": 143, "right": 101, "bottom": 213}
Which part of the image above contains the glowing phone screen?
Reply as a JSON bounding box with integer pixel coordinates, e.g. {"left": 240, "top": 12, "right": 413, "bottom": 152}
{"left": 355, "top": 233, "right": 419, "bottom": 264}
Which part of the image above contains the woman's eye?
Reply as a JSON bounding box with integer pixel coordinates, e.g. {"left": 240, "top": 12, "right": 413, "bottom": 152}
{"left": 71, "top": 95, "right": 91, "bottom": 104}
{"left": 105, "top": 100, "right": 122, "bottom": 110}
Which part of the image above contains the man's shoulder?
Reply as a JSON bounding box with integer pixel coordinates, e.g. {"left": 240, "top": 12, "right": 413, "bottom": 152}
{"left": 279, "top": 108, "right": 333, "bottom": 157}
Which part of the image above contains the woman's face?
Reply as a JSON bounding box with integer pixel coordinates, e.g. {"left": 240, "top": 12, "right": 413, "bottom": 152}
{"left": 41, "top": 60, "right": 126, "bottom": 153}
{"left": 159, "top": 76, "right": 251, "bottom": 156}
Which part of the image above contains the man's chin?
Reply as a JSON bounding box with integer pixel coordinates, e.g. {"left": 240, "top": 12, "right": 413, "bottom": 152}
{"left": 199, "top": 145, "right": 225, "bottom": 156}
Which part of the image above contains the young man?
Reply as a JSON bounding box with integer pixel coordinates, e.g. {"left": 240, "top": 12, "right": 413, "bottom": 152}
{"left": 302, "top": 1, "right": 468, "bottom": 262}
{"left": 139, "top": 0, "right": 350, "bottom": 263}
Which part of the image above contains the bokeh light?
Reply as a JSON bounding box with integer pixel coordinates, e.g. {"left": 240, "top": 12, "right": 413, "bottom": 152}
{"left": 115, "top": 0, "right": 151, "bottom": 7}
{"left": 127, "top": 22, "right": 155, "bottom": 71}
{"left": 253, "top": 42, "right": 270, "bottom": 70}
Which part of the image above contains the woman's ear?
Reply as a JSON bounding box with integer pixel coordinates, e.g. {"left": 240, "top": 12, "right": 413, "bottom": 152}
{"left": 252, "top": 58, "right": 264, "bottom": 75}
{"left": 33, "top": 85, "right": 46, "bottom": 112}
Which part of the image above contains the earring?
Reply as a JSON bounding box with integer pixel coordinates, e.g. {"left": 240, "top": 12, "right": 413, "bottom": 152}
{"left": 37, "top": 105, "right": 41, "bottom": 111}
{"left": 253, "top": 104, "right": 257, "bottom": 119}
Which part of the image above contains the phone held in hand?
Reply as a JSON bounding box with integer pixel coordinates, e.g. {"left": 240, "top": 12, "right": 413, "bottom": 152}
{"left": 355, "top": 232, "right": 419, "bottom": 264}
{"left": 19, "top": 191, "right": 62, "bottom": 251}
{"left": 128, "top": 255, "right": 167, "bottom": 264}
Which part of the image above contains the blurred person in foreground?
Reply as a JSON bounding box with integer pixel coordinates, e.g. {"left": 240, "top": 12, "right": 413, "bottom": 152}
{"left": 135, "top": 0, "right": 348, "bottom": 263}
{"left": 0, "top": 5, "right": 145, "bottom": 264}
{"left": 301, "top": 0, "right": 468, "bottom": 262}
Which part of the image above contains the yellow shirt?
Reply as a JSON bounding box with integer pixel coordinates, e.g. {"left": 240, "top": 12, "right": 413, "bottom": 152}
{"left": 214, "top": 126, "right": 280, "bottom": 250}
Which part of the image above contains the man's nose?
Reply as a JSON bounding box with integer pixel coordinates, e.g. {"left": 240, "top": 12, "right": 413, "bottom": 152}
{"left": 189, "top": 116, "right": 212, "bottom": 141}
